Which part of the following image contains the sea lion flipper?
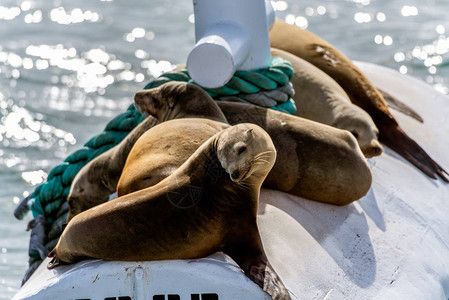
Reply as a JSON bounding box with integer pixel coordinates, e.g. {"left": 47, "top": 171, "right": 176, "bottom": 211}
{"left": 377, "top": 88, "right": 424, "bottom": 123}
{"left": 225, "top": 237, "right": 291, "bottom": 300}
{"left": 380, "top": 125, "right": 449, "bottom": 182}
{"left": 47, "top": 249, "right": 61, "bottom": 269}
{"left": 249, "top": 260, "right": 291, "bottom": 300}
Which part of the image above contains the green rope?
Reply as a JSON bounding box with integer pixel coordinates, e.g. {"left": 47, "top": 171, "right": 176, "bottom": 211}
{"left": 27, "top": 105, "right": 145, "bottom": 220}
{"left": 16, "top": 57, "right": 295, "bottom": 224}
{"left": 144, "top": 57, "right": 296, "bottom": 115}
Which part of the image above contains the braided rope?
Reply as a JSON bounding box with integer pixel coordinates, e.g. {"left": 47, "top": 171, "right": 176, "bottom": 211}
{"left": 144, "top": 57, "right": 294, "bottom": 99}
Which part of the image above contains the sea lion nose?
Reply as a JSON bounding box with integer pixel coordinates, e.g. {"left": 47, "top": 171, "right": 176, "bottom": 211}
{"left": 373, "top": 146, "right": 382, "bottom": 156}
{"left": 231, "top": 171, "right": 240, "bottom": 180}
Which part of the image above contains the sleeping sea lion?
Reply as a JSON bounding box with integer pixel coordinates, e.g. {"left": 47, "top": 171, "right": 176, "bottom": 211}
{"left": 116, "top": 118, "right": 228, "bottom": 196}
{"left": 49, "top": 123, "right": 291, "bottom": 300}
{"left": 271, "top": 47, "right": 382, "bottom": 158}
{"left": 269, "top": 18, "right": 448, "bottom": 181}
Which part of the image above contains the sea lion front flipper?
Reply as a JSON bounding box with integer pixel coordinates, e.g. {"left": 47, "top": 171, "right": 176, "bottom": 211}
{"left": 377, "top": 88, "right": 424, "bottom": 123}
{"left": 47, "top": 249, "right": 61, "bottom": 269}
{"left": 249, "top": 259, "right": 291, "bottom": 300}
{"left": 225, "top": 233, "right": 291, "bottom": 300}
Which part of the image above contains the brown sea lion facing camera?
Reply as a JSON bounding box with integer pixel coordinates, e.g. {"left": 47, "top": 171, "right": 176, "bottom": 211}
{"left": 49, "top": 123, "right": 291, "bottom": 300}
{"left": 270, "top": 18, "right": 448, "bottom": 181}
{"left": 271, "top": 47, "right": 382, "bottom": 158}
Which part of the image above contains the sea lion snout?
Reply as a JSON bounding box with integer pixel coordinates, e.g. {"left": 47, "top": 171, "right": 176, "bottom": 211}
{"left": 134, "top": 90, "right": 155, "bottom": 115}
{"left": 363, "top": 140, "right": 383, "bottom": 158}
{"left": 228, "top": 165, "right": 252, "bottom": 182}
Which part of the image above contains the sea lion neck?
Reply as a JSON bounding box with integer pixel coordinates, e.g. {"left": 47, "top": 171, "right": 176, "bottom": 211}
{"left": 173, "top": 135, "right": 225, "bottom": 185}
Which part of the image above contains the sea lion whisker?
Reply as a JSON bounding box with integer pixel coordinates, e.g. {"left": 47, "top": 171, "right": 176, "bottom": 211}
{"left": 254, "top": 150, "right": 274, "bottom": 157}
{"left": 254, "top": 159, "right": 271, "bottom": 164}
{"left": 253, "top": 153, "right": 274, "bottom": 162}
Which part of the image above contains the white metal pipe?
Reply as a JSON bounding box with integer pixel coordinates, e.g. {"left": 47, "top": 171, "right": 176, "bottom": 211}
{"left": 187, "top": 0, "right": 274, "bottom": 88}
{"left": 265, "top": 0, "right": 276, "bottom": 30}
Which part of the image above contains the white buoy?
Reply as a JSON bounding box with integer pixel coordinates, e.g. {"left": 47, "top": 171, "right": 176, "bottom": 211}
{"left": 187, "top": 0, "right": 275, "bottom": 88}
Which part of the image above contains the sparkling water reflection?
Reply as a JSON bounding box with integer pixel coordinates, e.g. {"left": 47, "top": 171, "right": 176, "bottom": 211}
{"left": 0, "top": 0, "right": 448, "bottom": 298}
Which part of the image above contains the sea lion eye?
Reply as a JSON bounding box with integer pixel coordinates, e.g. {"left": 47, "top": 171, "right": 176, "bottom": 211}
{"left": 238, "top": 146, "right": 247, "bottom": 155}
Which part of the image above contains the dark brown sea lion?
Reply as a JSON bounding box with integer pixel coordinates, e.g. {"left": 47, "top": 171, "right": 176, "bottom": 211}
{"left": 271, "top": 47, "right": 382, "bottom": 158}
{"left": 49, "top": 123, "right": 291, "bottom": 300}
{"left": 269, "top": 18, "right": 448, "bottom": 181}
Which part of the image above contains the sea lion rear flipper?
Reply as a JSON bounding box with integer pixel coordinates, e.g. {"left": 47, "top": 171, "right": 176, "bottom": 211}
{"left": 377, "top": 88, "right": 424, "bottom": 123}
{"left": 380, "top": 125, "right": 449, "bottom": 182}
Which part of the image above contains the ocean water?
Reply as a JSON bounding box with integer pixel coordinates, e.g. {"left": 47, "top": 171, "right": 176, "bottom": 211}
{"left": 1, "top": 0, "right": 448, "bottom": 298}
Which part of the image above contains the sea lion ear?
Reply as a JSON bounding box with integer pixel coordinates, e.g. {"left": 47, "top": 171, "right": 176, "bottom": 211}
{"left": 245, "top": 129, "right": 253, "bottom": 139}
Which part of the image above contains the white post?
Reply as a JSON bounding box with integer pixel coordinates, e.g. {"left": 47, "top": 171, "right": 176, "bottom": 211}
{"left": 187, "top": 0, "right": 275, "bottom": 88}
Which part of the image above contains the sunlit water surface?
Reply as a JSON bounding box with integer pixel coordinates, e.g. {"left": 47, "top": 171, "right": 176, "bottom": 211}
{"left": 1, "top": 0, "right": 448, "bottom": 297}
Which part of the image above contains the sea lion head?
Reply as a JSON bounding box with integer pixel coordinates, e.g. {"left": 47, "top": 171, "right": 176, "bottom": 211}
{"left": 216, "top": 124, "right": 276, "bottom": 183}
{"left": 333, "top": 109, "right": 383, "bottom": 158}
{"left": 66, "top": 161, "right": 113, "bottom": 222}
{"left": 134, "top": 82, "right": 226, "bottom": 122}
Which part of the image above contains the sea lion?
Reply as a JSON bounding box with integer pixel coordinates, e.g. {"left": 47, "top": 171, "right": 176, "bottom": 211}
{"left": 134, "top": 80, "right": 227, "bottom": 123}
{"left": 66, "top": 82, "right": 228, "bottom": 222}
{"left": 269, "top": 18, "right": 448, "bottom": 181}
{"left": 216, "top": 101, "right": 372, "bottom": 205}
{"left": 66, "top": 115, "right": 160, "bottom": 222}
{"left": 68, "top": 80, "right": 371, "bottom": 224}
{"left": 271, "top": 47, "right": 382, "bottom": 158}
{"left": 117, "top": 118, "right": 228, "bottom": 196}
{"left": 49, "top": 123, "right": 291, "bottom": 300}
{"left": 129, "top": 82, "right": 371, "bottom": 205}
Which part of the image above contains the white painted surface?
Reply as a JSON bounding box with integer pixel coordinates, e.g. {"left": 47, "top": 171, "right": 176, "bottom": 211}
{"left": 13, "top": 254, "right": 271, "bottom": 300}
{"left": 187, "top": 0, "right": 272, "bottom": 88}
{"left": 258, "top": 62, "right": 449, "bottom": 299}
{"left": 13, "top": 63, "right": 449, "bottom": 299}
